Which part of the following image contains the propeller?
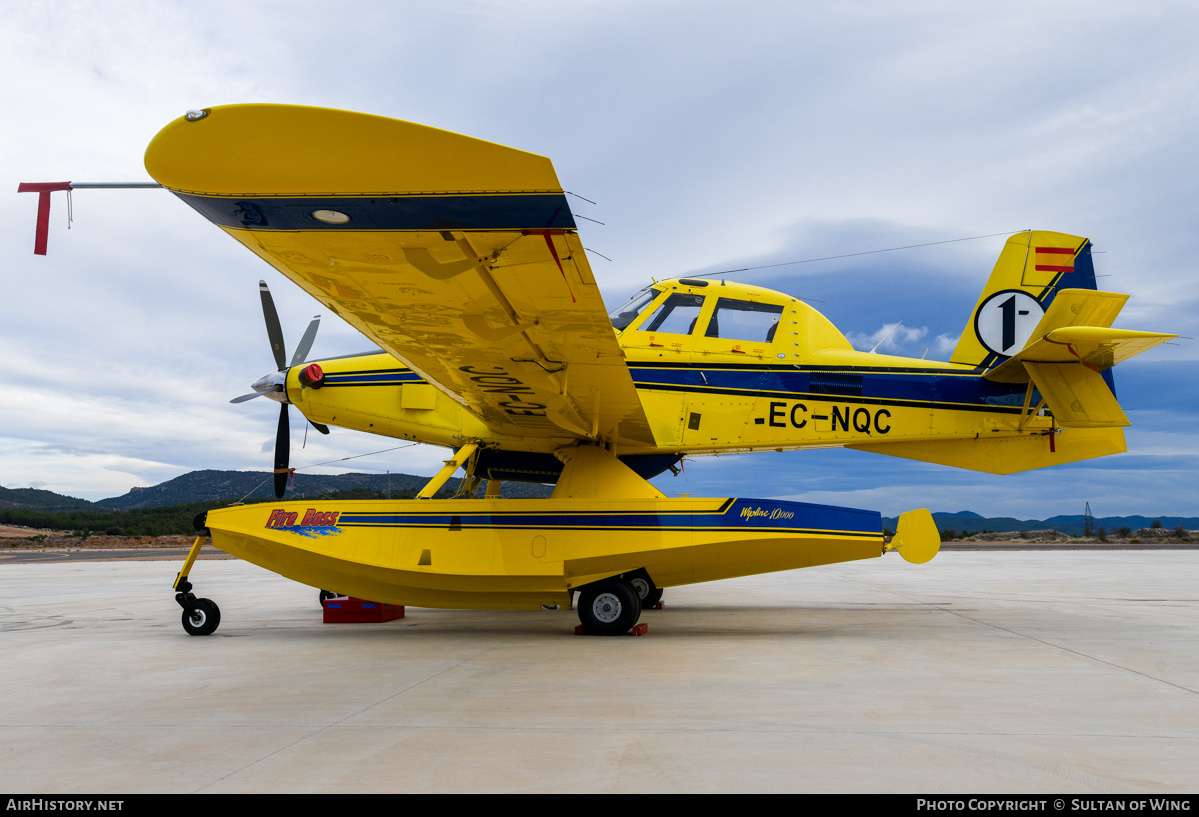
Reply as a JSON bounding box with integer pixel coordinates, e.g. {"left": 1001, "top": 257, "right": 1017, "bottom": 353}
{"left": 230, "top": 280, "right": 329, "bottom": 498}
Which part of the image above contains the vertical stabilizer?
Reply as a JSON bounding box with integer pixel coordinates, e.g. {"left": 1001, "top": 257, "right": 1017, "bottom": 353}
{"left": 951, "top": 230, "right": 1096, "bottom": 369}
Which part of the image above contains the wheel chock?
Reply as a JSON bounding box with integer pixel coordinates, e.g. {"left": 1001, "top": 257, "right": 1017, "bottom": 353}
{"left": 573, "top": 623, "right": 649, "bottom": 636}
{"left": 322, "top": 597, "right": 405, "bottom": 623}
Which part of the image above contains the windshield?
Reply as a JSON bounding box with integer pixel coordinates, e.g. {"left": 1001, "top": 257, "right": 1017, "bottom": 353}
{"left": 608, "top": 286, "right": 660, "bottom": 331}
{"left": 641, "top": 293, "right": 706, "bottom": 334}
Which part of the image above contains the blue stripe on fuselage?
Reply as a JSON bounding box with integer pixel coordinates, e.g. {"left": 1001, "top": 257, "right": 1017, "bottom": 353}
{"left": 313, "top": 360, "right": 1032, "bottom": 412}
{"left": 628, "top": 363, "right": 1033, "bottom": 412}
{"left": 321, "top": 369, "right": 424, "bottom": 387}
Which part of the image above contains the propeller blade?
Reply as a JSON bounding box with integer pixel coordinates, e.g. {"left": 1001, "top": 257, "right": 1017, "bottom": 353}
{"left": 259, "top": 280, "right": 287, "bottom": 371}
{"left": 290, "top": 316, "right": 320, "bottom": 367}
{"left": 230, "top": 392, "right": 264, "bottom": 404}
{"left": 273, "top": 403, "right": 290, "bottom": 499}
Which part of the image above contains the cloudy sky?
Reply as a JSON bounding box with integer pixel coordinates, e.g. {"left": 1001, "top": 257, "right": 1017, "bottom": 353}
{"left": 2, "top": 1, "right": 1196, "bottom": 519}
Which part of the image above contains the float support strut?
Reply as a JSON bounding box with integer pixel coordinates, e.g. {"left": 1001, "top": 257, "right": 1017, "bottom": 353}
{"left": 417, "top": 442, "right": 479, "bottom": 499}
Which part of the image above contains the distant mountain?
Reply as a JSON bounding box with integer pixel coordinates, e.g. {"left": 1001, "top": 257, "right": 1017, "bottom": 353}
{"left": 0, "top": 485, "right": 96, "bottom": 513}
{"left": 881, "top": 511, "right": 1199, "bottom": 537}
{"left": 95, "top": 469, "right": 551, "bottom": 509}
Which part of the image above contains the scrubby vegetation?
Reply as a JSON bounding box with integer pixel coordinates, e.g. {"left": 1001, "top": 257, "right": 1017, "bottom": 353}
{"left": 0, "top": 486, "right": 460, "bottom": 539}
{"left": 942, "top": 526, "right": 1193, "bottom": 545}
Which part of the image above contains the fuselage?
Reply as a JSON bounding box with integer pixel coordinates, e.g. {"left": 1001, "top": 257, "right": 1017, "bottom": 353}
{"left": 282, "top": 278, "right": 1047, "bottom": 471}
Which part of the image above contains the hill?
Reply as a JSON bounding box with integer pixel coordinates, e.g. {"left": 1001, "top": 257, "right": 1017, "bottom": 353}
{"left": 95, "top": 469, "right": 551, "bottom": 509}
{"left": 0, "top": 485, "right": 96, "bottom": 513}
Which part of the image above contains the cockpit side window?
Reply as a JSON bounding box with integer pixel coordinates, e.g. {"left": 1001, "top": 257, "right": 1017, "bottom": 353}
{"left": 704, "top": 298, "right": 784, "bottom": 341}
{"left": 640, "top": 293, "right": 706, "bottom": 334}
{"left": 609, "top": 287, "right": 660, "bottom": 331}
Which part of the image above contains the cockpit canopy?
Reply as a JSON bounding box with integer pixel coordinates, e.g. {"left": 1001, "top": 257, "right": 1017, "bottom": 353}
{"left": 609, "top": 277, "right": 852, "bottom": 360}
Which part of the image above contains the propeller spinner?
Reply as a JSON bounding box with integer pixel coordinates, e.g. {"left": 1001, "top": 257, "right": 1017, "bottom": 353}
{"left": 230, "top": 280, "right": 329, "bottom": 498}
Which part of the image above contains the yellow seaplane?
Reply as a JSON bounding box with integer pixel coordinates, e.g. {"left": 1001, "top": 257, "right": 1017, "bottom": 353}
{"left": 110, "top": 105, "right": 1177, "bottom": 635}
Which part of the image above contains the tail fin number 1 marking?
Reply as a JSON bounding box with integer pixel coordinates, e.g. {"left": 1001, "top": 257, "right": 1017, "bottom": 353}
{"left": 975, "top": 290, "right": 1044, "bottom": 357}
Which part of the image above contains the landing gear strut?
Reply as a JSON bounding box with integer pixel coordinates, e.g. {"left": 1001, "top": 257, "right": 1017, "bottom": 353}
{"left": 174, "top": 522, "right": 221, "bottom": 636}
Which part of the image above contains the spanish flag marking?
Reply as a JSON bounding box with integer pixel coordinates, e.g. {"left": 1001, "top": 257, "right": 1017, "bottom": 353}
{"left": 1034, "top": 246, "right": 1075, "bottom": 274}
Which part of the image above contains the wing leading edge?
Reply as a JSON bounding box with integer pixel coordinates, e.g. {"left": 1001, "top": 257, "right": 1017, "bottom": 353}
{"left": 145, "top": 104, "right": 655, "bottom": 447}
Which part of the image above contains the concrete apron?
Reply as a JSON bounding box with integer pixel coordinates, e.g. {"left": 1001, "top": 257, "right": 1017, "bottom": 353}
{"left": 1, "top": 552, "right": 1196, "bottom": 793}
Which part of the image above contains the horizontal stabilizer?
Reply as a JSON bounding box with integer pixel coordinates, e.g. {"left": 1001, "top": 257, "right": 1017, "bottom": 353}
{"left": 1030, "top": 289, "right": 1127, "bottom": 335}
{"left": 986, "top": 326, "right": 1175, "bottom": 383}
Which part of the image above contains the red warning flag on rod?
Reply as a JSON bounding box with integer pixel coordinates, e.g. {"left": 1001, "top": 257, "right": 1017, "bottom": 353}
{"left": 17, "top": 182, "right": 71, "bottom": 255}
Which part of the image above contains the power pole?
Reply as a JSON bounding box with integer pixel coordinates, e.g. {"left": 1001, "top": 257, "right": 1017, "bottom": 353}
{"left": 1084, "top": 502, "right": 1095, "bottom": 537}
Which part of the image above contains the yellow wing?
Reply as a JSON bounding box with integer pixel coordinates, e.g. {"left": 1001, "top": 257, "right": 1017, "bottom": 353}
{"left": 145, "top": 104, "right": 655, "bottom": 446}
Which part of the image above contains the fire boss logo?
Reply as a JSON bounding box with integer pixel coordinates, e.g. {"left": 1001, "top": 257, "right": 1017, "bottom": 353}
{"left": 266, "top": 508, "right": 341, "bottom": 529}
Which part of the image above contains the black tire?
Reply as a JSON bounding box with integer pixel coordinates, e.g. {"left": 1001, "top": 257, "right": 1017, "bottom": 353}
{"left": 578, "top": 579, "right": 641, "bottom": 635}
{"left": 629, "top": 576, "right": 663, "bottom": 608}
{"left": 182, "top": 598, "right": 220, "bottom": 636}
{"left": 319, "top": 590, "right": 343, "bottom": 605}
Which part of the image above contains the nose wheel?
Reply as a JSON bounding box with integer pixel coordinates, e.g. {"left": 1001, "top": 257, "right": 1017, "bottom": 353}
{"left": 180, "top": 595, "right": 221, "bottom": 636}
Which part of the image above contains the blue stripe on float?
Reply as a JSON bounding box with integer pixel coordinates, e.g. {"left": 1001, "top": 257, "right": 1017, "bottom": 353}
{"left": 335, "top": 498, "right": 882, "bottom": 537}
{"left": 173, "top": 192, "right": 577, "bottom": 231}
